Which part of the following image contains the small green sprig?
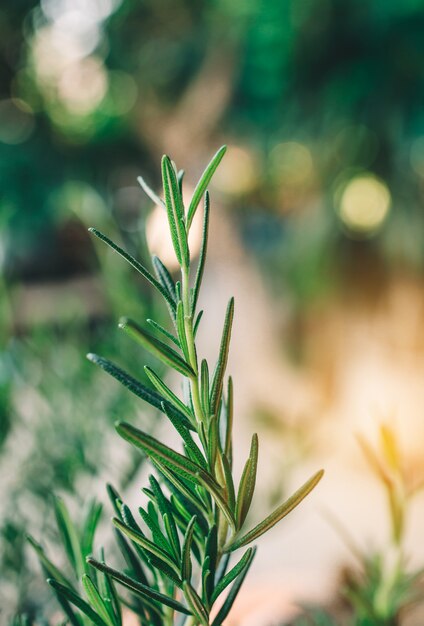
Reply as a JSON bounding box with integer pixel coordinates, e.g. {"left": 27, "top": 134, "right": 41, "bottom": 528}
{"left": 30, "top": 147, "right": 323, "bottom": 626}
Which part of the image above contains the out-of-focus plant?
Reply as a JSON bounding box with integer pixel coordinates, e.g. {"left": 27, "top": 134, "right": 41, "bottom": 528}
{"left": 26, "top": 148, "right": 323, "bottom": 625}
{"left": 291, "top": 424, "right": 424, "bottom": 626}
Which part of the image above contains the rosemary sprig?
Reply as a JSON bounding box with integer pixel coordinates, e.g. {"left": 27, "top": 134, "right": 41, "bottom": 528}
{"left": 29, "top": 147, "right": 323, "bottom": 626}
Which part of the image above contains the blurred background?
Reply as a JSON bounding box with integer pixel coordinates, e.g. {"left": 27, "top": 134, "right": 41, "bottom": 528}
{"left": 3, "top": 0, "right": 424, "bottom": 624}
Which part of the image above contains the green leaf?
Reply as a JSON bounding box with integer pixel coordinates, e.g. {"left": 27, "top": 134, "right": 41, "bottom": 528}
{"left": 81, "top": 501, "right": 103, "bottom": 557}
{"left": 235, "top": 434, "right": 259, "bottom": 529}
{"left": 146, "top": 318, "right": 180, "bottom": 348}
{"left": 211, "top": 548, "right": 254, "bottom": 604}
{"left": 119, "top": 317, "right": 195, "bottom": 378}
{"left": 161, "top": 155, "right": 189, "bottom": 267}
{"left": 176, "top": 301, "right": 191, "bottom": 364}
{"left": 144, "top": 366, "right": 194, "bottom": 425}
{"left": 210, "top": 298, "right": 234, "bottom": 416}
{"left": 47, "top": 579, "right": 108, "bottom": 626}
{"left": 88, "top": 228, "right": 175, "bottom": 312}
{"left": 211, "top": 548, "right": 255, "bottom": 626}
{"left": 186, "top": 145, "right": 226, "bottom": 229}
{"left": 183, "top": 582, "right": 209, "bottom": 626}
{"left": 82, "top": 575, "right": 114, "bottom": 626}
{"left": 200, "top": 359, "right": 210, "bottom": 417}
{"left": 193, "top": 310, "right": 203, "bottom": 337}
{"left": 204, "top": 525, "right": 217, "bottom": 601}
{"left": 221, "top": 452, "right": 236, "bottom": 513}
{"left": 224, "top": 377, "right": 233, "bottom": 463}
{"left": 191, "top": 193, "right": 209, "bottom": 316}
{"left": 27, "top": 535, "right": 73, "bottom": 589}
{"left": 53, "top": 497, "right": 85, "bottom": 579}
{"left": 88, "top": 558, "right": 192, "bottom": 616}
{"left": 116, "top": 421, "right": 209, "bottom": 485}
{"left": 152, "top": 255, "right": 177, "bottom": 304}
{"left": 87, "top": 353, "right": 192, "bottom": 428}
{"left": 181, "top": 516, "right": 197, "bottom": 581}
{"left": 113, "top": 518, "right": 180, "bottom": 577}
{"left": 138, "top": 506, "right": 173, "bottom": 557}
{"left": 161, "top": 402, "right": 207, "bottom": 469}
{"left": 207, "top": 415, "right": 219, "bottom": 470}
{"left": 148, "top": 476, "right": 181, "bottom": 558}
{"left": 226, "top": 470, "right": 324, "bottom": 552}
{"left": 137, "top": 175, "right": 165, "bottom": 208}
{"left": 113, "top": 528, "right": 149, "bottom": 586}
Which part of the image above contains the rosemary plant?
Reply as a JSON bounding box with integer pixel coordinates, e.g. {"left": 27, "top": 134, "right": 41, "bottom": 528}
{"left": 30, "top": 147, "right": 323, "bottom": 626}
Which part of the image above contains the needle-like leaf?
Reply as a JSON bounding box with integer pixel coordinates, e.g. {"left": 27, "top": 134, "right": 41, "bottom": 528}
{"left": 162, "top": 155, "right": 189, "bottom": 267}
{"left": 226, "top": 470, "right": 324, "bottom": 552}
{"left": 211, "top": 548, "right": 254, "bottom": 604}
{"left": 137, "top": 175, "right": 165, "bottom": 208}
{"left": 191, "top": 192, "right": 209, "bottom": 315}
{"left": 119, "top": 317, "right": 195, "bottom": 377}
{"left": 47, "top": 579, "right": 108, "bottom": 626}
{"left": 89, "top": 228, "right": 176, "bottom": 312}
{"left": 186, "top": 145, "right": 226, "bottom": 229}
{"left": 211, "top": 548, "right": 256, "bottom": 626}
{"left": 181, "top": 515, "right": 197, "bottom": 581}
{"left": 88, "top": 558, "right": 192, "bottom": 615}
{"left": 210, "top": 298, "right": 234, "bottom": 416}
{"left": 82, "top": 574, "right": 115, "bottom": 626}
{"left": 235, "top": 434, "right": 259, "bottom": 529}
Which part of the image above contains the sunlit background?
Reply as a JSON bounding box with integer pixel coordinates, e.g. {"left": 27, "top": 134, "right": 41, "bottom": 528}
{"left": 3, "top": 0, "right": 424, "bottom": 624}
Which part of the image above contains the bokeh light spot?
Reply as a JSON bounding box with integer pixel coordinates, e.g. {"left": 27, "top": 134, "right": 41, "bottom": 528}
{"left": 337, "top": 174, "right": 391, "bottom": 235}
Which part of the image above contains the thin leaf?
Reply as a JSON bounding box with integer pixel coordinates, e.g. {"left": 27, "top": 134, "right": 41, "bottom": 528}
{"left": 88, "top": 228, "right": 175, "bottom": 312}
{"left": 161, "top": 402, "right": 207, "bottom": 469}
{"left": 186, "top": 145, "right": 226, "bottom": 229}
{"left": 181, "top": 516, "right": 197, "bottom": 581}
{"left": 210, "top": 298, "right": 234, "bottom": 416}
{"left": 162, "top": 155, "right": 189, "bottom": 267}
{"left": 193, "top": 310, "right": 203, "bottom": 337}
{"left": 53, "top": 497, "right": 85, "bottom": 579}
{"left": 235, "top": 434, "right": 258, "bottom": 529}
{"left": 152, "top": 255, "right": 177, "bottom": 303}
{"left": 224, "top": 376, "right": 233, "bottom": 462}
{"left": 113, "top": 518, "right": 180, "bottom": 577}
{"left": 87, "top": 353, "right": 192, "bottom": 428}
{"left": 211, "top": 548, "right": 255, "bottom": 626}
{"left": 82, "top": 575, "right": 114, "bottom": 626}
{"left": 226, "top": 470, "right": 324, "bottom": 552}
{"left": 191, "top": 194, "right": 209, "bottom": 316}
{"left": 176, "top": 301, "right": 191, "bottom": 364}
{"left": 144, "top": 366, "right": 194, "bottom": 424}
{"left": 47, "top": 579, "right": 108, "bottom": 626}
{"left": 200, "top": 359, "right": 210, "bottom": 418}
{"left": 138, "top": 506, "right": 173, "bottom": 556}
{"left": 27, "top": 535, "right": 73, "bottom": 589}
{"left": 147, "top": 318, "right": 180, "bottom": 348}
{"left": 183, "top": 582, "right": 209, "bottom": 626}
{"left": 211, "top": 548, "right": 253, "bottom": 604}
{"left": 119, "top": 317, "right": 195, "bottom": 377}
{"left": 82, "top": 501, "right": 103, "bottom": 557}
{"left": 113, "top": 528, "right": 149, "bottom": 586}
{"left": 88, "top": 558, "right": 192, "bottom": 616}
{"left": 148, "top": 475, "right": 181, "bottom": 558}
{"left": 137, "top": 175, "right": 165, "bottom": 208}
{"left": 116, "top": 421, "right": 212, "bottom": 486}
{"left": 221, "top": 452, "right": 236, "bottom": 513}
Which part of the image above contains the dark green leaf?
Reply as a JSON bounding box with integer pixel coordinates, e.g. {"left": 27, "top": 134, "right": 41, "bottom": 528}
{"left": 191, "top": 194, "right": 209, "bottom": 316}
{"left": 224, "top": 377, "right": 233, "bottom": 463}
{"left": 211, "top": 548, "right": 253, "bottom": 604}
{"left": 183, "top": 582, "right": 209, "bottom": 626}
{"left": 89, "top": 228, "right": 175, "bottom": 312}
{"left": 235, "top": 434, "right": 258, "bottom": 529}
{"left": 144, "top": 366, "right": 194, "bottom": 425}
{"left": 211, "top": 548, "right": 255, "bottom": 626}
{"left": 187, "top": 146, "right": 226, "bottom": 229}
{"left": 27, "top": 535, "right": 73, "bottom": 589}
{"left": 88, "top": 558, "right": 192, "bottom": 615}
{"left": 152, "top": 255, "right": 177, "bottom": 304}
{"left": 87, "top": 354, "right": 191, "bottom": 429}
{"left": 176, "top": 301, "right": 191, "bottom": 364}
{"left": 161, "top": 156, "right": 189, "bottom": 267}
{"left": 161, "top": 402, "right": 207, "bottom": 469}
{"left": 200, "top": 359, "right": 210, "bottom": 417}
{"left": 119, "top": 318, "right": 195, "bottom": 378}
{"left": 113, "top": 518, "right": 180, "bottom": 577}
{"left": 47, "top": 579, "right": 108, "bottom": 626}
{"left": 82, "top": 575, "right": 114, "bottom": 626}
{"left": 147, "top": 318, "right": 180, "bottom": 348}
{"left": 226, "top": 470, "right": 324, "bottom": 552}
{"left": 82, "top": 501, "right": 103, "bottom": 557}
{"left": 193, "top": 309, "right": 204, "bottom": 337}
{"left": 181, "top": 516, "right": 197, "bottom": 581}
{"left": 53, "top": 497, "right": 85, "bottom": 579}
{"left": 210, "top": 298, "right": 234, "bottom": 416}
